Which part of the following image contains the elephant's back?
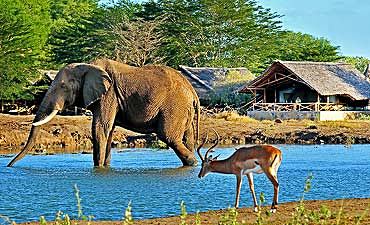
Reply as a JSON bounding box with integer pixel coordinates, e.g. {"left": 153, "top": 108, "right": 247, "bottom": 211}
{"left": 92, "top": 59, "right": 198, "bottom": 101}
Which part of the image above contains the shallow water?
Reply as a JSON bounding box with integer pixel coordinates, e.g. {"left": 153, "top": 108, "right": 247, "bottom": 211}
{"left": 0, "top": 144, "right": 370, "bottom": 223}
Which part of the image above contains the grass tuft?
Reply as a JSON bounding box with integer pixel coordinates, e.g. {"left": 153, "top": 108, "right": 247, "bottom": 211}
{"left": 213, "top": 111, "right": 258, "bottom": 123}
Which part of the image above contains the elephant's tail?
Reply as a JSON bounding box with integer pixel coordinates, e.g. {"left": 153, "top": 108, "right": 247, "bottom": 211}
{"left": 194, "top": 97, "right": 201, "bottom": 147}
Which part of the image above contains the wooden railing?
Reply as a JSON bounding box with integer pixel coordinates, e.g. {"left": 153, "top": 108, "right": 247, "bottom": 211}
{"left": 250, "top": 103, "right": 347, "bottom": 111}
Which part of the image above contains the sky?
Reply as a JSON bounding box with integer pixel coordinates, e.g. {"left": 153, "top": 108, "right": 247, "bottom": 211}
{"left": 256, "top": 0, "right": 370, "bottom": 58}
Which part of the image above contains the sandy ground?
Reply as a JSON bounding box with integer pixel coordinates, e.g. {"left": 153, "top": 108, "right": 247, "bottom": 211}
{"left": 1, "top": 113, "right": 370, "bottom": 154}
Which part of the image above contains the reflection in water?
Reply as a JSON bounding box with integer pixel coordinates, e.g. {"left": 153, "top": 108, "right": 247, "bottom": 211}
{"left": 1, "top": 145, "right": 370, "bottom": 223}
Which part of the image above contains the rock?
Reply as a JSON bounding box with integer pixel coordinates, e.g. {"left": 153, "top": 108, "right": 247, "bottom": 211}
{"left": 274, "top": 118, "right": 282, "bottom": 123}
{"left": 111, "top": 141, "right": 120, "bottom": 148}
{"left": 306, "top": 125, "right": 318, "bottom": 129}
{"left": 81, "top": 151, "right": 92, "bottom": 154}
{"left": 52, "top": 128, "right": 62, "bottom": 136}
{"left": 296, "top": 131, "right": 319, "bottom": 141}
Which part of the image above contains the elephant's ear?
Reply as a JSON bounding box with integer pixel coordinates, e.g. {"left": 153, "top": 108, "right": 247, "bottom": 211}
{"left": 76, "top": 64, "right": 112, "bottom": 108}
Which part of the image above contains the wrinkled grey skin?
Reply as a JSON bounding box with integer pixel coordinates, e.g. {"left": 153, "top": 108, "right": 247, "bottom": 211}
{"left": 8, "top": 59, "right": 200, "bottom": 167}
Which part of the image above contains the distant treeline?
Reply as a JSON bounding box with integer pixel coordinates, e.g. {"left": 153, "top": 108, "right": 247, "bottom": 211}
{"left": 0, "top": 0, "right": 368, "bottom": 100}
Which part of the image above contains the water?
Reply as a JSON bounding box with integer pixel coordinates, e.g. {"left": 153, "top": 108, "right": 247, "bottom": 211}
{"left": 0, "top": 145, "right": 370, "bottom": 223}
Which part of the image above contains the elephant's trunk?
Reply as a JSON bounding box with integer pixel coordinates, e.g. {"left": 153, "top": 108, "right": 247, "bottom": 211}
{"left": 7, "top": 125, "right": 41, "bottom": 167}
{"left": 7, "top": 109, "right": 58, "bottom": 167}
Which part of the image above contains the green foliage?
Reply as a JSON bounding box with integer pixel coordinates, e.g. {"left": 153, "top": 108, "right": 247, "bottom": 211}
{"left": 39, "top": 216, "right": 47, "bottom": 225}
{"left": 218, "top": 207, "right": 239, "bottom": 225}
{"left": 146, "top": 0, "right": 283, "bottom": 72}
{"left": 255, "top": 192, "right": 267, "bottom": 225}
{"left": 338, "top": 56, "right": 369, "bottom": 73}
{"left": 0, "top": 0, "right": 51, "bottom": 100}
{"left": 358, "top": 113, "right": 370, "bottom": 120}
{"left": 273, "top": 31, "right": 341, "bottom": 63}
{"left": 289, "top": 173, "right": 314, "bottom": 225}
{"left": 48, "top": 0, "right": 108, "bottom": 65}
{"left": 180, "top": 200, "right": 188, "bottom": 225}
{"left": 122, "top": 201, "right": 134, "bottom": 225}
{"left": 148, "top": 140, "right": 168, "bottom": 149}
{"left": 73, "top": 184, "right": 93, "bottom": 221}
{"left": 194, "top": 211, "right": 202, "bottom": 225}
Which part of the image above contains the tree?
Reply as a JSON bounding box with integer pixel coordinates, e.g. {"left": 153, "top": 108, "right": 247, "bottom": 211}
{"left": 48, "top": 0, "right": 106, "bottom": 65}
{"left": 141, "top": 0, "right": 282, "bottom": 72}
{"left": 338, "top": 56, "right": 369, "bottom": 73}
{"left": 109, "top": 17, "right": 165, "bottom": 66}
{"left": 272, "top": 31, "right": 341, "bottom": 63}
{"left": 0, "top": 0, "right": 51, "bottom": 100}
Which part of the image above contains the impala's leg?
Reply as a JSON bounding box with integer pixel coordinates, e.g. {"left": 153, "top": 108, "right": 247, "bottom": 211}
{"left": 235, "top": 174, "right": 242, "bottom": 208}
{"left": 247, "top": 173, "right": 259, "bottom": 212}
{"left": 264, "top": 169, "right": 279, "bottom": 213}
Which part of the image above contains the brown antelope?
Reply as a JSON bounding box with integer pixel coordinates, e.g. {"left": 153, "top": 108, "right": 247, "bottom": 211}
{"left": 197, "top": 131, "right": 282, "bottom": 213}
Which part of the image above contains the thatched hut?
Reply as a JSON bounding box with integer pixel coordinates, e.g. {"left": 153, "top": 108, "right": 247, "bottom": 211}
{"left": 179, "top": 65, "right": 253, "bottom": 104}
{"left": 239, "top": 61, "right": 370, "bottom": 120}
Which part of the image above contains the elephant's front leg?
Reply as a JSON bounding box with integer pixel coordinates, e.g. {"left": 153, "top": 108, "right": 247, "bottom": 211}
{"left": 91, "top": 104, "right": 117, "bottom": 167}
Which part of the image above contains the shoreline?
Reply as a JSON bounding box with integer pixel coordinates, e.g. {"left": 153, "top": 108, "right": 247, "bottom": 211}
{"left": 1, "top": 113, "right": 370, "bottom": 154}
{"left": 17, "top": 198, "right": 370, "bottom": 225}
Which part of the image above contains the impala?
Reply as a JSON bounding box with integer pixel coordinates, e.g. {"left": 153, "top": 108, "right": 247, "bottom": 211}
{"left": 197, "top": 131, "right": 282, "bottom": 213}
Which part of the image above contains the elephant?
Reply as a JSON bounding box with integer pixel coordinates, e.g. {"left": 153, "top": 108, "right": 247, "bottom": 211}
{"left": 7, "top": 59, "right": 200, "bottom": 167}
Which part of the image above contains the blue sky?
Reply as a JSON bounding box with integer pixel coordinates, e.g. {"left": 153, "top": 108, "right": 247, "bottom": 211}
{"left": 256, "top": 0, "right": 370, "bottom": 58}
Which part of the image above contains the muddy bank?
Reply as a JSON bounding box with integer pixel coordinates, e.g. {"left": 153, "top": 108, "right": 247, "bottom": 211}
{"left": 1, "top": 113, "right": 370, "bottom": 154}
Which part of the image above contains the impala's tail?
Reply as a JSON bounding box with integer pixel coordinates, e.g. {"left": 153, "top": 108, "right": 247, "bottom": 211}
{"left": 270, "top": 152, "right": 282, "bottom": 171}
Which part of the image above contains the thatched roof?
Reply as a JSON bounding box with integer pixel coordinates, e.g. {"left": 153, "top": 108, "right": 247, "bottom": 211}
{"left": 241, "top": 61, "right": 370, "bottom": 101}
{"left": 179, "top": 65, "right": 253, "bottom": 99}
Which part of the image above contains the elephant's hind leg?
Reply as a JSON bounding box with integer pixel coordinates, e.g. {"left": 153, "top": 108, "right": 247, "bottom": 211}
{"left": 183, "top": 126, "right": 195, "bottom": 151}
{"left": 157, "top": 120, "right": 197, "bottom": 166}
{"left": 158, "top": 105, "right": 197, "bottom": 166}
{"left": 167, "top": 141, "right": 198, "bottom": 166}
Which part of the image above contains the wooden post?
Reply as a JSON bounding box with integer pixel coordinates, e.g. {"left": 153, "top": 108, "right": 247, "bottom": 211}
{"left": 316, "top": 93, "right": 320, "bottom": 111}
{"left": 263, "top": 88, "right": 266, "bottom": 103}
{"left": 274, "top": 89, "right": 277, "bottom": 103}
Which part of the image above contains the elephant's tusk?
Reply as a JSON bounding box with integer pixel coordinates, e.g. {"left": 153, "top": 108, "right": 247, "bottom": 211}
{"left": 32, "top": 110, "right": 59, "bottom": 126}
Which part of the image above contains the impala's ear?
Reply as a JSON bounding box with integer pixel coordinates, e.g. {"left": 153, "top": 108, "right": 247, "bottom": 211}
{"left": 76, "top": 64, "right": 112, "bottom": 108}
